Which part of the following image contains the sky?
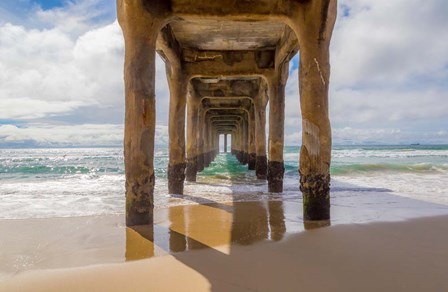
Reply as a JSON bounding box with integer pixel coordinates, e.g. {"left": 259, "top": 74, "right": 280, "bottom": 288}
{"left": 0, "top": 0, "right": 447, "bottom": 147}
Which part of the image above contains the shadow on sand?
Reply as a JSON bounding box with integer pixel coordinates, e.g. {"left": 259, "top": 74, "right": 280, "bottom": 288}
{"left": 125, "top": 153, "right": 448, "bottom": 291}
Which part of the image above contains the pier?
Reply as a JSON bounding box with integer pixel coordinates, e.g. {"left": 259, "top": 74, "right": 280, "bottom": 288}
{"left": 117, "top": 0, "right": 337, "bottom": 226}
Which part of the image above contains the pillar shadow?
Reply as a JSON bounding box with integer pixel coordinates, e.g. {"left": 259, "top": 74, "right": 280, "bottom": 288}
{"left": 125, "top": 224, "right": 154, "bottom": 261}
{"left": 125, "top": 196, "right": 287, "bottom": 261}
{"left": 170, "top": 193, "right": 233, "bottom": 213}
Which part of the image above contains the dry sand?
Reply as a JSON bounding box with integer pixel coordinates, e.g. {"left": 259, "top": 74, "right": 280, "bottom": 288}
{"left": 1, "top": 208, "right": 448, "bottom": 291}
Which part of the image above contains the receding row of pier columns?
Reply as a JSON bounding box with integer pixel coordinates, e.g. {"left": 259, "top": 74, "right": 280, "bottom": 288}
{"left": 169, "top": 75, "right": 290, "bottom": 192}
{"left": 118, "top": 0, "right": 337, "bottom": 227}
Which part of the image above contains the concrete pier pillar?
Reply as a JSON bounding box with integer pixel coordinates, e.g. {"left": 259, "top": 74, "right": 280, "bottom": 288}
{"left": 254, "top": 88, "right": 268, "bottom": 180}
{"left": 224, "top": 134, "right": 227, "bottom": 153}
{"left": 197, "top": 105, "right": 205, "bottom": 172}
{"left": 186, "top": 93, "right": 200, "bottom": 182}
{"left": 292, "top": 0, "right": 337, "bottom": 221}
{"left": 204, "top": 116, "right": 212, "bottom": 167}
{"left": 238, "top": 118, "right": 245, "bottom": 164}
{"left": 235, "top": 123, "right": 241, "bottom": 162}
{"left": 238, "top": 124, "right": 243, "bottom": 163}
{"left": 167, "top": 66, "right": 187, "bottom": 195}
{"left": 233, "top": 127, "right": 239, "bottom": 157}
{"left": 203, "top": 117, "right": 209, "bottom": 167}
{"left": 118, "top": 2, "right": 162, "bottom": 226}
{"left": 248, "top": 104, "right": 256, "bottom": 170}
{"left": 214, "top": 130, "right": 219, "bottom": 157}
{"left": 267, "top": 65, "right": 288, "bottom": 193}
{"left": 243, "top": 116, "right": 249, "bottom": 165}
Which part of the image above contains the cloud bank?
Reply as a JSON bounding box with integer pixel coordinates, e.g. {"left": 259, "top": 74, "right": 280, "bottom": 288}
{"left": 0, "top": 0, "right": 447, "bottom": 147}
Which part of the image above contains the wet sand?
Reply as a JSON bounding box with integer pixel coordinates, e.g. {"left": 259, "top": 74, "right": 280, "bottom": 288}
{"left": 1, "top": 215, "right": 448, "bottom": 292}
{"left": 1, "top": 192, "right": 448, "bottom": 291}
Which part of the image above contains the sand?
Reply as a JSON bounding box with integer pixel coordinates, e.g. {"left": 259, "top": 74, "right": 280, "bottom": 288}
{"left": 1, "top": 214, "right": 448, "bottom": 292}
{"left": 1, "top": 194, "right": 448, "bottom": 292}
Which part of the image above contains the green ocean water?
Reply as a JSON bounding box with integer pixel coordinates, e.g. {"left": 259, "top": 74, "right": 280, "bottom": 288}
{"left": 1, "top": 145, "right": 447, "bottom": 180}
{"left": 0, "top": 145, "right": 447, "bottom": 219}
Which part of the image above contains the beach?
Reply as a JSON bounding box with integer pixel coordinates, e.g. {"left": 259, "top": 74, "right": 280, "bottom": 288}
{"left": 1, "top": 207, "right": 448, "bottom": 291}
{"left": 1, "top": 189, "right": 448, "bottom": 291}
{"left": 1, "top": 146, "right": 448, "bottom": 291}
{"left": 1, "top": 0, "right": 447, "bottom": 290}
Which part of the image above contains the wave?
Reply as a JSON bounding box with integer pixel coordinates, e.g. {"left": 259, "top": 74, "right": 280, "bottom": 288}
{"left": 0, "top": 165, "right": 123, "bottom": 176}
{"left": 331, "top": 150, "right": 448, "bottom": 159}
{"left": 331, "top": 162, "right": 448, "bottom": 175}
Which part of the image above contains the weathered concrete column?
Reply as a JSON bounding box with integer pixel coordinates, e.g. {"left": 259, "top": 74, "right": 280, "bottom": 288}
{"left": 207, "top": 117, "right": 213, "bottom": 165}
{"left": 196, "top": 105, "right": 205, "bottom": 172}
{"left": 118, "top": 1, "right": 164, "bottom": 226}
{"left": 291, "top": 0, "right": 337, "bottom": 221}
{"left": 267, "top": 64, "right": 288, "bottom": 193}
{"left": 235, "top": 124, "right": 240, "bottom": 160}
{"left": 254, "top": 87, "right": 268, "bottom": 179}
{"left": 241, "top": 117, "right": 246, "bottom": 164}
{"left": 203, "top": 115, "right": 209, "bottom": 167}
{"left": 211, "top": 127, "right": 216, "bottom": 162}
{"left": 186, "top": 91, "right": 200, "bottom": 182}
{"left": 214, "top": 131, "right": 219, "bottom": 158}
{"left": 233, "top": 128, "right": 240, "bottom": 156}
{"left": 224, "top": 134, "right": 227, "bottom": 153}
{"left": 214, "top": 130, "right": 218, "bottom": 157}
{"left": 241, "top": 117, "right": 249, "bottom": 165}
{"left": 237, "top": 120, "right": 244, "bottom": 162}
{"left": 248, "top": 104, "right": 256, "bottom": 170}
{"left": 167, "top": 66, "right": 187, "bottom": 195}
{"left": 204, "top": 115, "right": 211, "bottom": 167}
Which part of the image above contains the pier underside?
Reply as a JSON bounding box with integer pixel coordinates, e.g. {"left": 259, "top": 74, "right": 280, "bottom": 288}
{"left": 117, "top": 0, "right": 337, "bottom": 226}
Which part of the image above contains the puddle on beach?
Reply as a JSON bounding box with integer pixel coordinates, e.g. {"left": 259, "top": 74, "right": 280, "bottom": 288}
{"left": 0, "top": 200, "right": 309, "bottom": 279}
{"left": 125, "top": 200, "right": 307, "bottom": 261}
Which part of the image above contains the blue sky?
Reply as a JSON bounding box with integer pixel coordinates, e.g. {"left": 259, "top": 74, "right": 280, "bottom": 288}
{"left": 0, "top": 0, "right": 447, "bottom": 147}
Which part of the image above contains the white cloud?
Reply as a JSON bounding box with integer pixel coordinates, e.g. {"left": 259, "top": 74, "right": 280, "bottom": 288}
{"left": 330, "top": 88, "right": 448, "bottom": 124}
{"left": 282, "top": 0, "right": 448, "bottom": 144}
{"left": 0, "top": 124, "right": 122, "bottom": 146}
{"left": 0, "top": 124, "right": 168, "bottom": 147}
{"left": 0, "top": 20, "right": 122, "bottom": 120}
{"left": 0, "top": 0, "right": 447, "bottom": 147}
{"left": 0, "top": 13, "right": 169, "bottom": 123}
{"left": 0, "top": 98, "right": 85, "bottom": 120}
{"left": 331, "top": 0, "right": 448, "bottom": 87}
{"left": 285, "top": 127, "right": 447, "bottom": 145}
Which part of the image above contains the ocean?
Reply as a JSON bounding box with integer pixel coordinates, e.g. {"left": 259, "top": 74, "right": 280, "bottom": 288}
{"left": 0, "top": 145, "right": 447, "bottom": 220}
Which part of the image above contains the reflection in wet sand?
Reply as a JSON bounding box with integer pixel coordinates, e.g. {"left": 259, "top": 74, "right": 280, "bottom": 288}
{"left": 268, "top": 201, "right": 287, "bottom": 241}
{"left": 304, "top": 220, "right": 331, "bottom": 230}
{"left": 168, "top": 205, "right": 187, "bottom": 253}
{"left": 231, "top": 200, "right": 269, "bottom": 245}
{"left": 125, "top": 200, "right": 311, "bottom": 261}
{"left": 125, "top": 225, "right": 154, "bottom": 261}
